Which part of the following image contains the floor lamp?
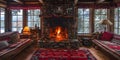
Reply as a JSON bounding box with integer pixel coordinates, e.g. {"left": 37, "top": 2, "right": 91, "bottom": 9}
{"left": 96, "top": 19, "right": 113, "bottom": 33}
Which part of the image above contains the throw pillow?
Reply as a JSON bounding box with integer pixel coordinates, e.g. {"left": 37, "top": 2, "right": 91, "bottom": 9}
{"left": 0, "top": 41, "right": 9, "bottom": 50}
{"left": 101, "top": 32, "right": 113, "bottom": 41}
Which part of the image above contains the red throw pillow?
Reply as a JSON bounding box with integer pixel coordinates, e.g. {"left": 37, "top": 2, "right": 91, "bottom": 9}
{"left": 101, "top": 32, "right": 113, "bottom": 41}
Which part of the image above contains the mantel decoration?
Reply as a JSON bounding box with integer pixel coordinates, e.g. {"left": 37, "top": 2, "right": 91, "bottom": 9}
{"left": 40, "top": 4, "right": 74, "bottom": 17}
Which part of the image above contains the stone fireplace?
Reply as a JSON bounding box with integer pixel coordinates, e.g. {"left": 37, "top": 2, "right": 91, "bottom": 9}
{"left": 40, "top": 3, "right": 79, "bottom": 48}
{"left": 41, "top": 17, "right": 77, "bottom": 42}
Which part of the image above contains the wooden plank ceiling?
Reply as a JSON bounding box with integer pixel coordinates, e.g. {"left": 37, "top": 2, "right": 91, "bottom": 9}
{"left": 4, "top": 0, "right": 120, "bottom": 6}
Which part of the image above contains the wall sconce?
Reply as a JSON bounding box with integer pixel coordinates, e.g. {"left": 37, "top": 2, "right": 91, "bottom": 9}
{"left": 22, "top": 26, "right": 31, "bottom": 35}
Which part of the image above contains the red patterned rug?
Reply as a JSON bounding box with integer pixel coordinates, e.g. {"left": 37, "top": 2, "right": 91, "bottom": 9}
{"left": 31, "top": 48, "right": 96, "bottom": 60}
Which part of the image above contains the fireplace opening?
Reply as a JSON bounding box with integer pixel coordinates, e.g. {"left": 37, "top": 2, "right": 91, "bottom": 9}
{"left": 42, "top": 17, "right": 77, "bottom": 43}
{"left": 49, "top": 26, "right": 68, "bottom": 42}
{"left": 40, "top": 17, "right": 79, "bottom": 48}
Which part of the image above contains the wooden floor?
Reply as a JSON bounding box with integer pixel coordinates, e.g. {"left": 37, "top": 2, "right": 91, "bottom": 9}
{"left": 13, "top": 44, "right": 110, "bottom": 60}
{"left": 88, "top": 48, "right": 110, "bottom": 60}
{"left": 13, "top": 44, "right": 37, "bottom": 60}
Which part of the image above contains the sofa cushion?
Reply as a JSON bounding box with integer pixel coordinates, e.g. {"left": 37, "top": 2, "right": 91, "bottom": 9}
{"left": 0, "top": 41, "right": 9, "bottom": 50}
{"left": 9, "top": 32, "right": 20, "bottom": 44}
{"left": 108, "top": 45, "right": 120, "bottom": 50}
{"left": 0, "top": 32, "right": 20, "bottom": 44}
{"left": 101, "top": 32, "right": 113, "bottom": 41}
{"left": 111, "top": 34, "right": 120, "bottom": 45}
{"left": 93, "top": 39, "right": 120, "bottom": 60}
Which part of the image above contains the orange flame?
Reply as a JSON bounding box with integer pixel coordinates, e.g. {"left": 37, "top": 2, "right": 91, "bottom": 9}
{"left": 56, "top": 26, "right": 62, "bottom": 41}
{"left": 57, "top": 27, "right": 61, "bottom": 34}
{"left": 49, "top": 26, "right": 68, "bottom": 42}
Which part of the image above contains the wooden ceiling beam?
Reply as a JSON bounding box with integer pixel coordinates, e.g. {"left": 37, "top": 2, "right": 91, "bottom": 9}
{"left": 0, "top": 0, "right": 6, "bottom": 7}
{"left": 114, "top": 0, "right": 120, "bottom": 2}
{"left": 0, "top": 0, "right": 6, "bottom": 3}
{"left": 39, "top": 0, "right": 44, "bottom": 4}
{"left": 25, "top": 2, "right": 40, "bottom": 4}
{"left": 13, "top": 0, "right": 23, "bottom": 4}
{"left": 74, "top": 0, "right": 78, "bottom": 5}
{"left": 97, "top": 0, "right": 105, "bottom": 3}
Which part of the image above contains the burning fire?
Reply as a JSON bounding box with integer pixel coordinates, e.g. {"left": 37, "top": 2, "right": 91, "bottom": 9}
{"left": 56, "top": 26, "right": 62, "bottom": 40}
{"left": 57, "top": 27, "right": 61, "bottom": 34}
{"left": 49, "top": 26, "right": 68, "bottom": 42}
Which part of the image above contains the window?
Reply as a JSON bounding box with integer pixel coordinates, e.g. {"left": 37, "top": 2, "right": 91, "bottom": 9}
{"left": 12, "top": 10, "right": 23, "bottom": 33}
{"left": 94, "top": 9, "right": 107, "bottom": 32}
{"left": 0, "top": 8, "right": 5, "bottom": 33}
{"left": 78, "top": 9, "right": 90, "bottom": 33}
{"left": 114, "top": 8, "right": 120, "bottom": 34}
{"left": 28, "top": 9, "right": 40, "bottom": 28}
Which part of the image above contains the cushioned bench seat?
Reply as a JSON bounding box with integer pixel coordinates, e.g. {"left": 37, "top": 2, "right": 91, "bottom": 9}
{"left": 92, "top": 32, "right": 120, "bottom": 60}
{"left": 93, "top": 40, "right": 120, "bottom": 59}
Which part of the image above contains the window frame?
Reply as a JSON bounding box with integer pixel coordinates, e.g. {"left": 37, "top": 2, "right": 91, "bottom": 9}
{"left": 27, "top": 9, "right": 40, "bottom": 28}
{"left": 78, "top": 8, "right": 90, "bottom": 34}
{"left": 11, "top": 9, "right": 23, "bottom": 33}
{"left": 0, "top": 8, "right": 5, "bottom": 33}
{"left": 114, "top": 8, "right": 120, "bottom": 34}
{"left": 94, "top": 9, "right": 108, "bottom": 32}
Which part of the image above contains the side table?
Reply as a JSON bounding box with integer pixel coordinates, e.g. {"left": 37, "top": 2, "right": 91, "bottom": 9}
{"left": 81, "top": 38, "right": 92, "bottom": 47}
{"left": 20, "top": 34, "right": 31, "bottom": 39}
